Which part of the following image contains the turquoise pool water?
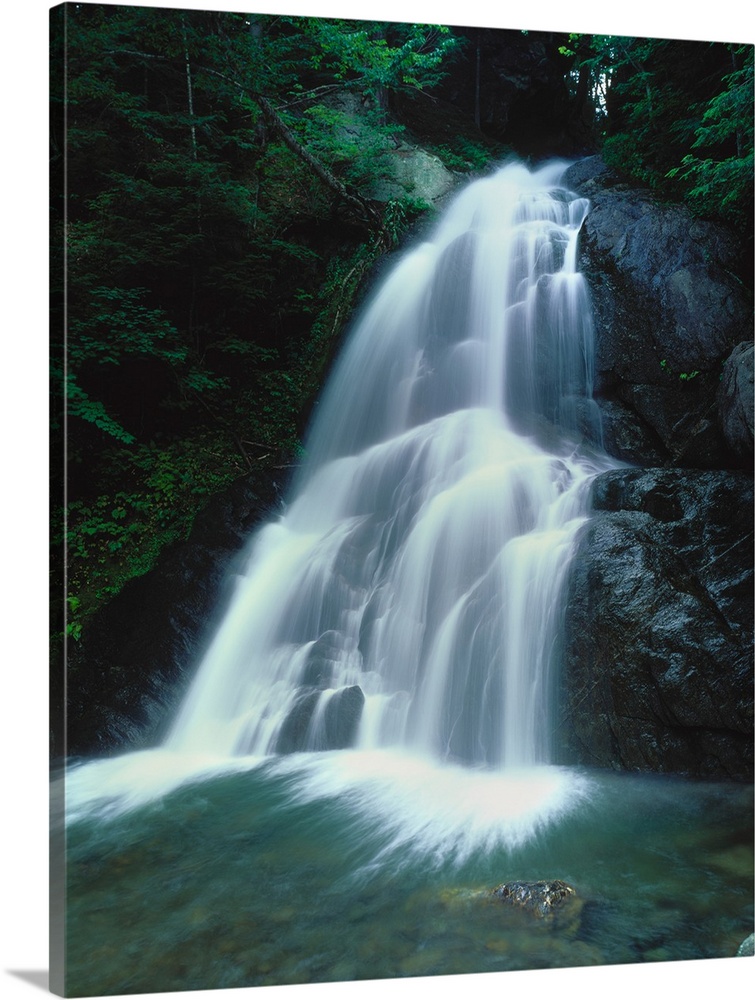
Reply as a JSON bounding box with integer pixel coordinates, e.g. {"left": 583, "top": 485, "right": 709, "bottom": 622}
{"left": 61, "top": 753, "right": 753, "bottom": 996}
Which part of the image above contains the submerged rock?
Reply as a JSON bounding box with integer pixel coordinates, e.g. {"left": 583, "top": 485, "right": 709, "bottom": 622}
{"left": 736, "top": 933, "right": 754, "bottom": 956}
{"left": 437, "top": 879, "right": 584, "bottom": 938}
{"left": 490, "top": 880, "right": 583, "bottom": 935}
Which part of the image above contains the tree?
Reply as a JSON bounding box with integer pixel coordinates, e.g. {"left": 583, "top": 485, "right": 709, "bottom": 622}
{"left": 666, "top": 45, "right": 754, "bottom": 228}
{"left": 559, "top": 33, "right": 754, "bottom": 234}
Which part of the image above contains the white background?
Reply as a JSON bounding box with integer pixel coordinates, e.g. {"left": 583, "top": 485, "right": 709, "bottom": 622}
{"left": 3, "top": 2, "right": 753, "bottom": 1000}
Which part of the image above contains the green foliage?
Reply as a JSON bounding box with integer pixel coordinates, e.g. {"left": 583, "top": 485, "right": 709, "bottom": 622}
{"left": 382, "top": 196, "right": 433, "bottom": 243}
{"left": 298, "top": 102, "right": 404, "bottom": 190}
{"left": 301, "top": 19, "right": 460, "bottom": 98}
{"left": 665, "top": 46, "right": 754, "bottom": 227}
{"left": 660, "top": 359, "right": 702, "bottom": 381}
{"left": 564, "top": 34, "right": 753, "bottom": 231}
{"left": 69, "top": 287, "right": 186, "bottom": 365}
{"left": 60, "top": 432, "right": 246, "bottom": 636}
{"left": 431, "top": 137, "right": 494, "bottom": 172}
{"left": 65, "top": 377, "right": 136, "bottom": 444}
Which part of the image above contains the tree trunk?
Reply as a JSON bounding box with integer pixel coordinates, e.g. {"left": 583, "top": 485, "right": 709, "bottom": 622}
{"left": 182, "top": 19, "right": 198, "bottom": 161}
{"left": 254, "top": 94, "right": 381, "bottom": 229}
{"left": 474, "top": 30, "right": 481, "bottom": 128}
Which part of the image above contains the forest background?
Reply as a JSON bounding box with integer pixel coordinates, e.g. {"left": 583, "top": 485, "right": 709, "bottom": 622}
{"left": 50, "top": 1, "right": 753, "bottom": 649}
{"left": 3, "top": 3, "right": 754, "bottom": 1000}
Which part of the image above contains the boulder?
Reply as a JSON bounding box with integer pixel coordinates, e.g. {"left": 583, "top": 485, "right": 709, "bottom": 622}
{"left": 559, "top": 467, "right": 753, "bottom": 779}
{"left": 275, "top": 685, "right": 365, "bottom": 753}
{"left": 367, "top": 146, "right": 457, "bottom": 205}
{"left": 563, "top": 156, "right": 752, "bottom": 468}
{"left": 321, "top": 89, "right": 457, "bottom": 207}
{"left": 274, "top": 690, "right": 322, "bottom": 754}
{"left": 323, "top": 685, "right": 365, "bottom": 749}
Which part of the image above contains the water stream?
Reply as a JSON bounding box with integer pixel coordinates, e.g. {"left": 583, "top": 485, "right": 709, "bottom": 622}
{"left": 61, "top": 162, "right": 753, "bottom": 994}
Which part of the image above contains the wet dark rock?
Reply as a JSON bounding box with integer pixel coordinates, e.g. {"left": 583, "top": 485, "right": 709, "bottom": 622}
{"left": 564, "top": 156, "right": 752, "bottom": 468}
{"left": 560, "top": 467, "right": 754, "bottom": 779}
{"left": 561, "top": 164, "right": 755, "bottom": 779}
{"left": 596, "top": 398, "right": 667, "bottom": 466}
{"left": 491, "top": 880, "right": 582, "bottom": 933}
{"left": 60, "top": 473, "right": 284, "bottom": 759}
{"left": 718, "top": 341, "right": 754, "bottom": 462}
{"left": 323, "top": 685, "right": 365, "bottom": 749}
{"left": 275, "top": 685, "right": 365, "bottom": 753}
{"left": 560, "top": 156, "right": 612, "bottom": 192}
{"left": 275, "top": 690, "right": 321, "bottom": 754}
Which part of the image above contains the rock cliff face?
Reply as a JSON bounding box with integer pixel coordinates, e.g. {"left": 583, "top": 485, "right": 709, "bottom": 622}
{"left": 559, "top": 469, "right": 753, "bottom": 780}
{"left": 564, "top": 156, "right": 753, "bottom": 469}
{"left": 558, "top": 157, "right": 753, "bottom": 779}
{"left": 718, "top": 341, "right": 755, "bottom": 460}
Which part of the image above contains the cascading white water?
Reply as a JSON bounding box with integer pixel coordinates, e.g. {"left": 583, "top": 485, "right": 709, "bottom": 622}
{"left": 164, "top": 160, "right": 608, "bottom": 774}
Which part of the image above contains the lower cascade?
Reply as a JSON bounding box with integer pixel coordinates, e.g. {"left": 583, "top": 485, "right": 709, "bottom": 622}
{"left": 67, "top": 161, "right": 616, "bottom": 839}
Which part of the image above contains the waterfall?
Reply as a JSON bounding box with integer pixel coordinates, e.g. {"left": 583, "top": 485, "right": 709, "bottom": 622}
{"left": 165, "top": 160, "right": 608, "bottom": 773}
{"left": 60, "top": 162, "right": 754, "bottom": 990}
